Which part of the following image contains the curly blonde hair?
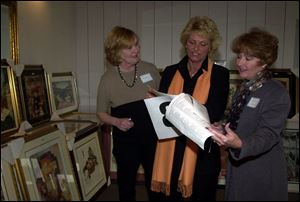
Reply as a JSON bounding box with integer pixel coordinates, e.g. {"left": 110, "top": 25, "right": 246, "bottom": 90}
{"left": 104, "top": 26, "right": 139, "bottom": 66}
{"left": 180, "top": 16, "right": 221, "bottom": 58}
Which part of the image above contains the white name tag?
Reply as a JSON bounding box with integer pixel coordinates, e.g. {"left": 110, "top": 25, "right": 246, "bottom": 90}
{"left": 247, "top": 97, "right": 260, "bottom": 108}
{"left": 140, "top": 73, "right": 153, "bottom": 83}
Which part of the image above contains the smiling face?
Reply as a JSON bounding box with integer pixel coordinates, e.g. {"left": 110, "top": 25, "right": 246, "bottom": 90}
{"left": 186, "top": 32, "right": 210, "bottom": 64}
{"left": 119, "top": 38, "right": 140, "bottom": 67}
{"left": 235, "top": 53, "right": 264, "bottom": 80}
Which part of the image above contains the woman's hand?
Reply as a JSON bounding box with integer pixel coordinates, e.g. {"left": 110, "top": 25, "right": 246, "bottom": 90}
{"left": 116, "top": 118, "right": 134, "bottom": 132}
{"left": 209, "top": 123, "right": 242, "bottom": 149}
{"left": 146, "top": 86, "right": 157, "bottom": 98}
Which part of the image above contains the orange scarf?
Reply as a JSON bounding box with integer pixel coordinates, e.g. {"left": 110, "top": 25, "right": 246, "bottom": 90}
{"left": 151, "top": 59, "right": 213, "bottom": 198}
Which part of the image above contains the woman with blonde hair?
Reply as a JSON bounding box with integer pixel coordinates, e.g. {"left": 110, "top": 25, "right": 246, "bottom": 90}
{"left": 97, "top": 26, "right": 161, "bottom": 201}
{"left": 151, "top": 16, "right": 229, "bottom": 201}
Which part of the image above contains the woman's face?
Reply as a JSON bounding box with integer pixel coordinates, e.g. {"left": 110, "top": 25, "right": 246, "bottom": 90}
{"left": 235, "top": 53, "right": 264, "bottom": 80}
{"left": 120, "top": 38, "right": 140, "bottom": 66}
{"left": 186, "top": 32, "right": 210, "bottom": 63}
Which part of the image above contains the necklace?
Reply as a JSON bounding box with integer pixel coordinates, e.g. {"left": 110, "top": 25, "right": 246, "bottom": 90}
{"left": 117, "top": 65, "right": 138, "bottom": 88}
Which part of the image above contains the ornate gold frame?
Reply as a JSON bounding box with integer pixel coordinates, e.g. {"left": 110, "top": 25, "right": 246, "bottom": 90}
{"left": 1, "top": 1, "right": 19, "bottom": 64}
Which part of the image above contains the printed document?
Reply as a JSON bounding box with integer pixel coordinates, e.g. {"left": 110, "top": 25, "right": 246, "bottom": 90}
{"left": 144, "top": 90, "right": 213, "bottom": 149}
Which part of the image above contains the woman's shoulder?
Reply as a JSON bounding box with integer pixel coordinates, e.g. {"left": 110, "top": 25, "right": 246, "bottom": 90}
{"left": 139, "top": 60, "right": 157, "bottom": 69}
{"left": 212, "top": 64, "right": 229, "bottom": 74}
{"left": 262, "top": 79, "right": 290, "bottom": 100}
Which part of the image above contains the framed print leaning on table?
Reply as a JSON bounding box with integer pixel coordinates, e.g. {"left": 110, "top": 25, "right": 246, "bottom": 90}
{"left": 1, "top": 60, "right": 21, "bottom": 135}
{"left": 15, "top": 126, "right": 80, "bottom": 201}
{"left": 19, "top": 65, "right": 51, "bottom": 126}
{"left": 72, "top": 131, "right": 106, "bottom": 201}
{"left": 48, "top": 72, "right": 79, "bottom": 116}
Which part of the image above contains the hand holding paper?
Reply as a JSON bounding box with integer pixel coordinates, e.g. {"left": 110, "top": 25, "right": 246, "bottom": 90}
{"left": 144, "top": 92, "right": 213, "bottom": 149}
{"left": 165, "top": 93, "right": 213, "bottom": 149}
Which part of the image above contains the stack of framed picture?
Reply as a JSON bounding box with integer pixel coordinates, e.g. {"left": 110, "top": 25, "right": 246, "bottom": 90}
{"left": 5, "top": 125, "right": 81, "bottom": 201}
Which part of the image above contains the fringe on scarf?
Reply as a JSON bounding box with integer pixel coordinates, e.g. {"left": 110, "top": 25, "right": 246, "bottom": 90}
{"left": 177, "top": 180, "right": 193, "bottom": 198}
{"left": 151, "top": 181, "right": 171, "bottom": 196}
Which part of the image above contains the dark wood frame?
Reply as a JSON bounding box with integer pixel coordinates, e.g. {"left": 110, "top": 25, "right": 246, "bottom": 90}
{"left": 270, "top": 68, "right": 297, "bottom": 119}
{"left": 19, "top": 65, "right": 51, "bottom": 126}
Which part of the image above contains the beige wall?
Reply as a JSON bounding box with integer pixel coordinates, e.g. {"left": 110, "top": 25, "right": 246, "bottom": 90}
{"left": 17, "top": 1, "right": 299, "bottom": 112}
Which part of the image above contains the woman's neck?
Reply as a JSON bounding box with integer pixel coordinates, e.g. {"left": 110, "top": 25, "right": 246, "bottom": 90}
{"left": 187, "top": 61, "right": 203, "bottom": 77}
{"left": 118, "top": 62, "right": 136, "bottom": 72}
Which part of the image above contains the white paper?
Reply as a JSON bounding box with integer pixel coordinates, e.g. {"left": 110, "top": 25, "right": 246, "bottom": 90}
{"left": 144, "top": 96, "right": 179, "bottom": 139}
{"left": 8, "top": 138, "right": 25, "bottom": 160}
{"left": 165, "top": 93, "right": 213, "bottom": 149}
{"left": 144, "top": 91, "right": 213, "bottom": 149}
{"left": 1, "top": 146, "right": 15, "bottom": 164}
{"left": 1, "top": 138, "right": 25, "bottom": 164}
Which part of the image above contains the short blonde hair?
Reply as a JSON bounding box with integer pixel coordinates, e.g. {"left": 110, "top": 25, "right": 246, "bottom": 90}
{"left": 180, "top": 16, "right": 221, "bottom": 58}
{"left": 104, "top": 26, "right": 139, "bottom": 66}
{"left": 231, "top": 27, "right": 278, "bottom": 67}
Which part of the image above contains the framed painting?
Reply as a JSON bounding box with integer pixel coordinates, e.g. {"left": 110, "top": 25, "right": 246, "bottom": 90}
{"left": 72, "top": 131, "right": 106, "bottom": 200}
{"left": 1, "top": 158, "right": 23, "bottom": 201}
{"left": 15, "top": 127, "right": 80, "bottom": 201}
{"left": 270, "top": 69, "right": 297, "bottom": 118}
{"left": 19, "top": 65, "right": 51, "bottom": 126}
{"left": 48, "top": 72, "right": 79, "bottom": 116}
{"left": 1, "top": 61, "right": 21, "bottom": 135}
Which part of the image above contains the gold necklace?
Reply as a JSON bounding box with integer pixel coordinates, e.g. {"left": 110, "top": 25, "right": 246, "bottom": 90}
{"left": 117, "top": 66, "right": 138, "bottom": 88}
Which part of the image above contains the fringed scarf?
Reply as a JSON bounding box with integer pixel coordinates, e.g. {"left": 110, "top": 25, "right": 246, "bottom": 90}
{"left": 227, "top": 69, "right": 273, "bottom": 130}
{"left": 151, "top": 59, "right": 213, "bottom": 198}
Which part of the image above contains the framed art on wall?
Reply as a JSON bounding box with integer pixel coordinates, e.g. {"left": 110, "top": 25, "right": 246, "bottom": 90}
{"left": 1, "top": 60, "right": 21, "bottom": 135}
{"left": 19, "top": 65, "right": 51, "bottom": 126}
{"left": 72, "top": 131, "right": 106, "bottom": 201}
{"left": 48, "top": 72, "right": 79, "bottom": 116}
{"left": 15, "top": 126, "right": 80, "bottom": 201}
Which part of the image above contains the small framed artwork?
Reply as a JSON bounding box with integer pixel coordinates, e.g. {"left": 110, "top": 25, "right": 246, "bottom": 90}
{"left": 19, "top": 65, "right": 51, "bottom": 126}
{"left": 16, "top": 127, "right": 80, "bottom": 201}
{"left": 1, "top": 60, "right": 21, "bottom": 135}
{"left": 1, "top": 158, "right": 23, "bottom": 201}
{"left": 270, "top": 69, "right": 297, "bottom": 118}
{"left": 72, "top": 131, "right": 106, "bottom": 201}
{"left": 48, "top": 72, "right": 79, "bottom": 116}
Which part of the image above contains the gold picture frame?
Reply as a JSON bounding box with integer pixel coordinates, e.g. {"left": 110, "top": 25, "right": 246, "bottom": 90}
{"left": 15, "top": 127, "right": 80, "bottom": 200}
{"left": 1, "top": 60, "right": 21, "bottom": 136}
{"left": 1, "top": 157, "right": 23, "bottom": 201}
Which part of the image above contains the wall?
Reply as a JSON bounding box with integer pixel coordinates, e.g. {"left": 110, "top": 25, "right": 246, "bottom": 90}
{"left": 17, "top": 1, "right": 299, "bottom": 113}
{"left": 18, "top": 1, "right": 76, "bottom": 73}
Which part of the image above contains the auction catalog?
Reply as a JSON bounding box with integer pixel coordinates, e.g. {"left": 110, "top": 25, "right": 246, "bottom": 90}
{"left": 144, "top": 91, "right": 213, "bottom": 149}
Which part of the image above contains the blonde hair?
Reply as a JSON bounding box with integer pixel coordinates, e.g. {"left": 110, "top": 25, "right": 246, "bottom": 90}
{"left": 104, "top": 26, "right": 139, "bottom": 66}
{"left": 180, "top": 16, "right": 221, "bottom": 58}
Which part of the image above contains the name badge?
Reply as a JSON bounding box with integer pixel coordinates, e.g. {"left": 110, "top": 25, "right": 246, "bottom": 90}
{"left": 247, "top": 97, "right": 260, "bottom": 108}
{"left": 140, "top": 73, "right": 153, "bottom": 83}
